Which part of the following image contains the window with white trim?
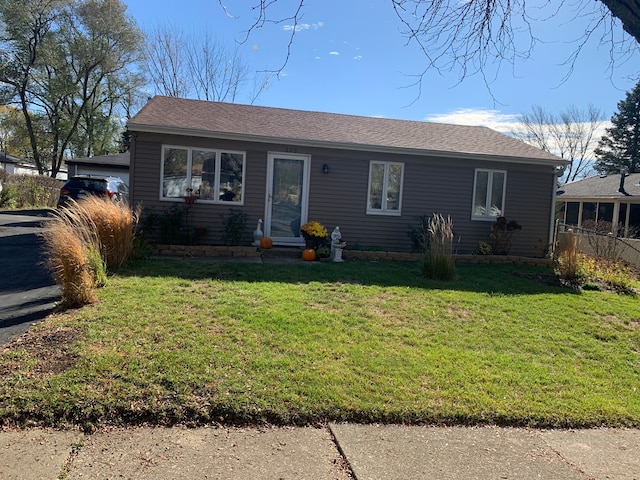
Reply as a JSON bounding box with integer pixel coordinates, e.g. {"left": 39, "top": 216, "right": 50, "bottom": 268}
{"left": 367, "top": 161, "right": 404, "bottom": 215}
{"left": 161, "top": 146, "right": 245, "bottom": 203}
{"left": 472, "top": 169, "right": 506, "bottom": 219}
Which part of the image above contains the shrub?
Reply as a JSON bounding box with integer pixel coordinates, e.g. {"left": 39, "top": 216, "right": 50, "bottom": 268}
{"left": 18, "top": 175, "right": 60, "bottom": 207}
{"left": 0, "top": 173, "right": 61, "bottom": 208}
{"left": 222, "top": 209, "right": 248, "bottom": 246}
{"left": 422, "top": 213, "right": 456, "bottom": 281}
{"left": 490, "top": 217, "right": 522, "bottom": 255}
{"left": 475, "top": 241, "right": 492, "bottom": 255}
{"left": 0, "top": 182, "right": 18, "bottom": 208}
{"left": 141, "top": 205, "right": 189, "bottom": 244}
{"left": 407, "top": 214, "right": 429, "bottom": 253}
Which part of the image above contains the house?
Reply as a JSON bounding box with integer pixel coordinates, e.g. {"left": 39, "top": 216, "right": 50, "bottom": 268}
{"left": 0, "top": 153, "right": 33, "bottom": 175}
{"left": 127, "top": 96, "right": 565, "bottom": 256}
{"left": 556, "top": 172, "right": 640, "bottom": 238}
{"left": 0, "top": 152, "right": 67, "bottom": 179}
{"left": 65, "top": 152, "right": 130, "bottom": 184}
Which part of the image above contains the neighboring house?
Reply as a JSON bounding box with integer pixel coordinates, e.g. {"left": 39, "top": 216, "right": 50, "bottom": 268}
{"left": 65, "top": 152, "right": 130, "bottom": 184}
{"left": 0, "top": 152, "right": 67, "bottom": 179}
{"left": 556, "top": 172, "right": 640, "bottom": 238}
{"left": 127, "top": 96, "right": 565, "bottom": 256}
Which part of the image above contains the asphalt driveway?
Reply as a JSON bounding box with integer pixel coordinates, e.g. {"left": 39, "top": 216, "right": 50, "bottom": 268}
{"left": 0, "top": 209, "right": 60, "bottom": 345}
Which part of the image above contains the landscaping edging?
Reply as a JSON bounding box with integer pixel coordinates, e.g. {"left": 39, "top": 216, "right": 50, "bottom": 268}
{"left": 153, "top": 244, "right": 552, "bottom": 267}
{"left": 154, "top": 244, "right": 262, "bottom": 258}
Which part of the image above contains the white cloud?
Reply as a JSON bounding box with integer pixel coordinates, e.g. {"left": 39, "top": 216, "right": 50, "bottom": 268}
{"left": 283, "top": 21, "right": 324, "bottom": 32}
{"left": 329, "top": 51, "right": 340, "bottom": 56}
{"left": 425, "top": 109, "right": 520, "bottom": 134}
{"left": 354, "top": 55, "right": 363, "bottom": 60}
{"left": 427, "top": 109, "right": 610, "bottom": 179}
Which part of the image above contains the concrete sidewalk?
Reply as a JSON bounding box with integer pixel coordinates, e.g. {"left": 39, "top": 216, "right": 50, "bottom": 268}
{"left": 1, "top": 425, "right": 638, "bottom": 479}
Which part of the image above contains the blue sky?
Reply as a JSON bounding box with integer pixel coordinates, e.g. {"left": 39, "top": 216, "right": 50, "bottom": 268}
{"left": 126, "top": 0, "right": 639, "bottom": 132}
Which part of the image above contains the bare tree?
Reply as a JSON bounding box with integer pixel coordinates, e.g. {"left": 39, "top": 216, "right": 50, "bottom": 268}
{"left": 145, "top": 25, "right": 268, "bottom": 103}
{"left": 186, "top": 31, "right": 247, "bottom": 102}
{"left": 512, "top": 105, "right": 606, "bottom": 184}
{"left": 145, "top": 24, "right": 190, "bottom": 98}
{"left": 218, "top": 0, "right": 639, "bottom": 90}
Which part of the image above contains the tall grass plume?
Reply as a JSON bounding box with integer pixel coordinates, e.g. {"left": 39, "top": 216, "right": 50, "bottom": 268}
{"left": 422, "top": 213, "right": 456, "bottom": 281}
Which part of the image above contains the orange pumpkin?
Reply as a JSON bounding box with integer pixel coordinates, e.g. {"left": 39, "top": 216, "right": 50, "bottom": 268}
{"left": 302, "top": 248, "right": 316, "bottom": 261}
{"left": 260, "top": 237, "right": 273, "bottom": 249}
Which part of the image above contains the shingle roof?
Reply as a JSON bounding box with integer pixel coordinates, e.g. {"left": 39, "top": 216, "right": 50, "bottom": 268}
{"left": 0, "top": 153, "right": 23, "bottom": 164}
{"left": 558, "top": 173, "right": 640, "bottom": 199}
{"left": 66, "top": 152, "right": 130, "bottom": 167}
{"left": 128, "top": 96, "right": 563, "bottom": 164}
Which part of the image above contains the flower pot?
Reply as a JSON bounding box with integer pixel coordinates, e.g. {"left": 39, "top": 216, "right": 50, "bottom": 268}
{"left": 302, "top": 248, "right": 316, "bottom": 261}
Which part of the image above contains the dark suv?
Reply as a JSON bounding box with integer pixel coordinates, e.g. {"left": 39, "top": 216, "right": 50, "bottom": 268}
{"left": 57, "top": 176, "right": 129, "bottom": 208}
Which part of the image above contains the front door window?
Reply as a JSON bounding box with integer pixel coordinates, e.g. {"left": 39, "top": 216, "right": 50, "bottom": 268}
{"left": 266, "top": 153, "right": 310, "bottom": 244}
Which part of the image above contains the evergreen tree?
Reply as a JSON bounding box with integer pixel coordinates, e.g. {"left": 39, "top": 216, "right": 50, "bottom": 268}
{"left": 594, "top": 82, "right": 640, "bottom": 174}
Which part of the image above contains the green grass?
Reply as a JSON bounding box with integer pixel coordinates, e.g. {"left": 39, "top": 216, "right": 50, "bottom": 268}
{"left": 1, "top": 260, "right": 639, "bottom": 430}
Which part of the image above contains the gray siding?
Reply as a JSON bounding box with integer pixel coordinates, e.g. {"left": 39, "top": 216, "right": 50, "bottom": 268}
{"left": 131, "top": 132, "right": 556, "bottom": 257}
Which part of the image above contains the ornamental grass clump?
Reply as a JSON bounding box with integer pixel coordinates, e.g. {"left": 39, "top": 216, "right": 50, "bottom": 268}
{"left": 422, "top": 213, "right": 456, "bottom": 281}
{"left": 555, "top": 229, "right": 581, "bottom": 282}
{"left": 40, "top": 208, "right": 104, "bottom": 307}
{"left": 40, "top": 197, "right": 139, "bottom": 307}
{"left": 76, "top": 196, "right": 141, "bottom": 269}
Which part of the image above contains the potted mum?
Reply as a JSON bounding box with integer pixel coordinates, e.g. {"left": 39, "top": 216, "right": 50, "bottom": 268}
{"left": 300, "top": 221, "right": 328, "bottom": 250}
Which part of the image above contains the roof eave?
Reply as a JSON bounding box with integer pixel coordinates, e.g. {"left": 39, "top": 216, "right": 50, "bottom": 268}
{"left": 557, "top": 195, "right": 639, "bottom": 200}
{"left": 127, "top": 123, "right": 566, "bottom": 167}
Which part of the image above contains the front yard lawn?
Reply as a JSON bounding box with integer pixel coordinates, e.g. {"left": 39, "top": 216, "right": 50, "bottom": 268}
{"left": 1, "top": 260, "right": 639, "bottom": 430}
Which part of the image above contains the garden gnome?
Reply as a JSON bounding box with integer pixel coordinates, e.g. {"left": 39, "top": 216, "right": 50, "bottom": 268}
{"left": 252, "top": 219, "right": 263, "bottom": 247}
{"left": 330, "top": 226, "right": 346, "bottom": 262}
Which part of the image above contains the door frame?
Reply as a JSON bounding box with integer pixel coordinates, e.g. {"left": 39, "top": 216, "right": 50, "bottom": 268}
{"left": 264, "top": 152, "right": 311, "bottom": 246}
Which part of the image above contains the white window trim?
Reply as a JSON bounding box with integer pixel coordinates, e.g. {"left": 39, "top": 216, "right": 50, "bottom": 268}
{"left": 366, "top": 161, "right": 404, "bottom": 216}
{"left": 160, "top": 145, "right": 246, "bottom": 205}
{"left": 472, "top": 168, "right": 507, "bottom": 221}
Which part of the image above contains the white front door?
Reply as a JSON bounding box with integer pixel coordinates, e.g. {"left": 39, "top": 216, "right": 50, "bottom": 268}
{"left": 265, "top": 153, "right": 310, "bottom": 245}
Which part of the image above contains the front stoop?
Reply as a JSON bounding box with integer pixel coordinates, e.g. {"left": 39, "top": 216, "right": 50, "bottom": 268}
{"left": 153, "top": 244, "right": 552, "bottom": 267}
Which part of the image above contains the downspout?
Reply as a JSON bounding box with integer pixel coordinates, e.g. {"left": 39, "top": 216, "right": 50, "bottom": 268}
{"left": 129, "top": 132, "right": 137, "bottom": 205}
